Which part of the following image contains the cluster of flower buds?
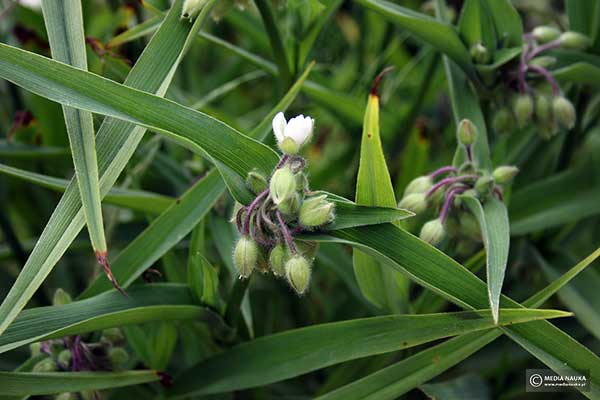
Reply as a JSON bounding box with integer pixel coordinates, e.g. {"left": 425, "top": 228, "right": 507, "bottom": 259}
{"left": 232, "top": 113, "right": 334, "bottom": 294}
{"left": 492, "top": 26, "right": 587, "bottom": 139}
{"left": 398, "top": 120, "right": 518, "bottom": 247}
{"left": 30, "top": 290, "right": 130, "bottom": 400}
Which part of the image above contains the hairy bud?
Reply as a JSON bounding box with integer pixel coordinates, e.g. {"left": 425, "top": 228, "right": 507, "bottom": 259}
{"left": 285, "top": 255, "right": 312, "bottom": 294}
{"left": 269, "top": 166, "right": 296, "bottom": 205}
{"left": 535, "top": 94, "right": 553, "bottom": 122}
{"left": 475, "top": 175, "right": 495, "bottom": 197}
{"left": 470, "top": 43, "right": 490, "bottom": 64}
{"left": 58, "top": 349, "right": 72, "bottom": 367}
{"left": 404, "top": 175, "right": 433, "bottom": 195}
{"left": 101, "top": 328, "right": 124, "bottom": 343}
{"left": 299, "top": 195, "right": 335, "bottom": 227}
{"left": 233, "top": 236, "right": 258, "bottom": 278}
{"left": 56, "top": 393, "right": 78, "bottom": 400}
{"left": 269, "top": 244, "right": 288, "bottom": 277}
{"left": 108, "top": 347, "right": 129, "bottom": 367}
{"left": 560, "top": 31, "right": 591, "bottom": 50}
{"left": 419, "top": 219, "right": 446, "bottom": 246}
{"left": 493, "top": 166, "right": 519, "bottom": 184}
{"left": 52, "top": 288, "right": 72, "bottom": 306}
{"left": 398, "top": 193, "right": 428, "bottom": 214}
{"left": 514, "top": 95, "right": 534, "bottom": 128}
{"left": 181, "top": 0, "right": 208, "bottom": 21}
{"left": 457, "top": 119, "right": 477, "bottom": 146}
{"left": 33, "top": 358, "right": 57, "bottom": 373}
{"left": 529, "top": 56, "right": 557, "bottom": 69}
{"left": 277, "top": 193, "right": 301, "bottom": 215}
{"left": 492, "top": 108, "right": 513, "bottom": 134}
{"left": 246, "top": 170, "right": 267, "bottom": 194}
{"left": 553, "top": 96, "right": 576, "bottom": 130}
{"left": 532, "top": 26, "right": 561, "bottom": 43}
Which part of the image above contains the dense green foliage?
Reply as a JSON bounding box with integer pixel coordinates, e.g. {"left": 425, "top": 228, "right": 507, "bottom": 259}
{"left": 0, "top": 0, "right": 599, "bottom": 399}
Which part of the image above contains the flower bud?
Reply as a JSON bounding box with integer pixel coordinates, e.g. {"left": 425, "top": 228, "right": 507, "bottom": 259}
{"left": 181, "top": 0, "right": 208, "bottom": 21}
{"left": 30, "top": 342, "right": 41, "bottom": 356}
{"left": 514, "top": 94, "right": 534, "bottom": 128}
{"left": 269, "top": 244, "right": 287, "bottom": 277}
{"left": 295, "top": 172, "right": 309, "bottom": 191}
{"left": 33, "top": 358, "right": 57, "bottom": 372}
{"left": 560, "top": 31, "right": 591, "bottom": 50}
{"left": 493, "top": 165, "right": 519, "bottom": 184}
{"left": 529, "top": 56, "right": 557, "bottom": 68}
{"left": 492, "top": 108, "right": 513, "bottom": 134}
{"left": 535, "top": 94, "right": 552, "bottom": 123}
{"left": 56, "top": 393, "right": 78, "bottom": 400}
{"left": 52, "top": 288, "right": 71, "bottom": 306}
{"left": 419, "top": 219, "right": 446, "bottom": 246}
{"left": 108, "top": 347, "right": 129, "bottom": 366}
{"left": 299, "top": 195, "right": 335, "bottom": 227}
{"left": 532, "top": 26, "right": 561, "bottom": 43}
{"left": 404, "top": 175, "right": 433, "bottom": 195}
{"left": 277, "top": 193, "right": 301, "bottom": 215}
{"left": 470, "top": 43, "right": 490, "bottom": 64}
{"left": 285, "top": 255, "right": 312, "bottom": 294}
{"left": 398, "top": 193, "right": 427, "bottom": 214}
{"left": 457, "top": 119, "right": 477, "bottom": 146}
{"left": 101, "top": 328, "right": 124, "bottom": 343}
{"left": 269, "top": 165, "right": 296, "bottom": 205}
{"left": 58, "top": 349, "right": 72, "bottom": 367}
{"left": 233, "top": 236, "right": 258, "bottom": 278}
{"left": 475, "top": 175, "right": 495, "bottom": 197}
{"left": 553, "top": 96, "right": 576, "bottom": 130}
{"left": 246, "top": 170, "right": 267, "bottom": 194}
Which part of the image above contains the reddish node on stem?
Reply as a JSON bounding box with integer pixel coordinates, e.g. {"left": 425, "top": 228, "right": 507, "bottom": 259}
{"left": 95, "top": 251, "right": 127, "bottom": 297}
{"left": 142, "top": 268, "right": 163, "bottom": 283}
{"left": 157, "top": 371, "right": 173, "bottom": 387}
{"left": 370, "top": 66, "right": 395, "bottom": 96}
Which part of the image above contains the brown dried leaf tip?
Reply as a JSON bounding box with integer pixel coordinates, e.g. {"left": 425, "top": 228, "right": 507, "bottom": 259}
{"left": 95, "top": 251, "right": 127, "bottom": 297}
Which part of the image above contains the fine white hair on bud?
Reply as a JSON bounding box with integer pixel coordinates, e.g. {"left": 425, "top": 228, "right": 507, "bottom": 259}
{"left": 398, "top": 193, "right": 428, "bottom": 214}
{"left": 420, "top": 218, "right": 446, "bottom": 246}
{"left": 285, "top": 255, "right": 312, "bottom": 294}
{"left": 404, "top": 176, "right": 433, "bottom": 196}
{"left": 272, "top": 112, "right": 314, "bottom": 154}
{"left": 233, "top": 236, "right": 258, "bottom": 279}
{"left": 181, "top": 0, "right": 208, "bottom": 21}
{"left": 269, "top": 165, "right": 296, "bottom": 205}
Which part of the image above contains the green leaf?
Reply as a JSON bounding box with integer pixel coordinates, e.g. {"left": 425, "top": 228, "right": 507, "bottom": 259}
{"left": 0, "top": 371, "right": 160, "bottom": 396}
{"left": 566, "top": 0, "right": 600, "bottom": 48}
{"left": 0, "top": 162, "right": 173, "bottom": 215}
{"left": 42, "top": 0, "right": 108, "bottom": 257}
{"left": 79, "top": 170, "right": 225, "bottom": 298}
{"left": 107, "top": 15, "right": 163, "bottom": 48}
{"left": 0, "top": 0, "right": 214, "bottom": 337}
{"left": 0, "top": 284, "right": 220, "bottom": 354}
{"left": 353, "top": 88, "right": 409, "bottom": 312}
{"left": 420, "top": 374, "right": 491, "bottom": 400}
{"left": 458, "top": 0, "right": 496, "bottom": 53}
{"left": 461, "top": 196, "right": 510, "bottom": 323}
{"left": 354, "top": 0, "right": 475, "bottom": 80}
{"left": 483, "top": 0, "right": 523, "bottom": 47}
{"left": 319, "top": 245, "right": 600, "bottom": 400}
{"left": 297, "top": 0, "right": 344, "bottom": 67}
{"left": 254, "top": 0, "right": 292, "bottom": 87}
{"left": 187, "top": 225, "right": 222, "bottom": 311}
{"left": 168, "top": 308, "right": 568, "bottom": 397}
{"left": 552, "top": 62, "right": 600, "bottom": 86}
{"left": 325, "top": 199, "right": 413, "bottom": 230}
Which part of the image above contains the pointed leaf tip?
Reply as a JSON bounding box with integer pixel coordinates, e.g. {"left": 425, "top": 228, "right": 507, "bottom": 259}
{"left": 370, "top": 66, "right": 395, "bottom": 96}
{"left": 95, "top": 251, "right": 127, "bottom": 297}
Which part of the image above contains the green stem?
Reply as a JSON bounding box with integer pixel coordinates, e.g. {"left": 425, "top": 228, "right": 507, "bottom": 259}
{"left": 254, "top": 0, "right": 292, "bottom": 88}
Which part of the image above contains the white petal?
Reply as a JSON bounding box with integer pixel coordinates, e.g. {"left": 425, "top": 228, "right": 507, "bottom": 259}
{"left": 287, "top": 115, "right": 313, "bottom": 144}
{"left": 272, "top": 112, "right": 287, "bottom": 143}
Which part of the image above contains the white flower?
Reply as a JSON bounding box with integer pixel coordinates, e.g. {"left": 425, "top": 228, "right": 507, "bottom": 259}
{"left": 272, "top": 112, "right": 314, "bottom": 154}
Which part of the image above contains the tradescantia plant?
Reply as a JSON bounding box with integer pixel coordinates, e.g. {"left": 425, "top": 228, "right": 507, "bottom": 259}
{"left": 0, "top": 0, "right": 599, "bottom": 399}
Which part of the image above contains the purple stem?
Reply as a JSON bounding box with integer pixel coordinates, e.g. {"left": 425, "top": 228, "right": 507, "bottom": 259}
{"left": 276, "top": 154, "right": 290, "bottom": 169}
{"left": 518, "top": 41, "right": 533, "bottom": 93}
{"left": 426, "top": 175, "right": 478, "bottom": 198}
{"left": 276, "top": 210, "right": 297, "bottom": 254}
{"left": 439, "top": 187, "right": 466, "bottom": 223}
{"left": 465, "top": 145, "right": 473, "bottom": 162}
{"left": 527, "top": 64, "right": 561, "bottom": 96}
{"left": 494, "top": 186, "right": 504, "bottom": 201}
{"left": 527, "top": 39, "right": 562, "bottom": 61}
{"left": 243, "top": 189, "right": 269, "bottom": 235}
{"left": 430, "top": 166, "right": 458, "bottom": 179}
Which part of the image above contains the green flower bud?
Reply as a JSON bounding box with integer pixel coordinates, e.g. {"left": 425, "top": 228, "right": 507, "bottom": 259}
{"left": 295, "top": 172, "right": 309, "bottom": 191}
{"left": 181, "top": 0, "right": 208, "bottom": 20}
{"left": 404, "top": 175, "right": 433, "bottom": 195}
{"left": 30, "top": 342, "right": 41, "bottom": 356}
{"left": 419, "top": 219, "right": 446, "bottom": 246}
{"left": 269, "top": 166, "right": 296, "bottom": 205}
{"left": 269, "top": 244, "right": 288, "bottom": 277}
{"left": 470, "top": 43, "right": 490, "bottom": 64}
{"left": 457, "top": 119, "right": 477, "bottom": 146}
{"left": 529, "top": 56, "right": 557, "bottom": 68}
{"left": 560, "top": 31, "right": 591, "bottom": 50}
{"left": 475, "top": 175, "right": 495, "bottom": 197}
{"left": 58, "top": 349, "right": 72, "bottom": 367}
{"left": 80, "top": 391, "right": 98, "bottom": 400}
{"left": 553, "top": 96, "right": 576, "bottom": 130}
{"left": 246, "top": 170, "right": 267, "bottom": 194}
{"left": 233, "top": 236, "right": 258, "bottom": 278}
{"left": 492, "top": 108, "right": 513, "bottom": 134}
{"left": 398, "top": 193, "right": 427, "bottom": 214}
{"left": 285, "top": 255, "right": 312, "bottom": 294}
{"left": 532, "top": 26, "right": 561, "bottom": 43}
{"left": 277, "top": 192, "right": 301, "bottom": 215}
{"left": 492, "top": 166, "right": 519, "bottom": 184}
{"left": 33, "top": 358, "right": 56, "bottom": 372}
{"left": 299, "top": 195, "right": 335, "bottom": 227}
{"left": 108, "top": 347, "right": 129, "bottom": 367}
{"left": 52, "top": 288, "right": 71, "bottom": 306}
{"left": 514, "top": 94, "right": 534, "bottom": 128}
{"left": 56, "top": 393, "right": 77, "bottom": 400}
{"left": 101, "top": 328, "right": 124, "bottom": 343}
{"left": 535, "top": 94, "right": 553, "bottom": 122}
